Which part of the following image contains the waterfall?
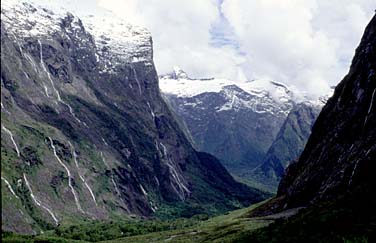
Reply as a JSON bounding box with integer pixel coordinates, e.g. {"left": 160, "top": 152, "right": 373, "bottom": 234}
{"left": 38, "top": 40, "right": 86, "bottom": 125}
{"left": 1, "top": 176, "right": 19, "bottom": 198}
{"left": 147, "top": 102, "right": 155, "bottom": 121}
{"left": 364, "top": 88, "right": 375, "bottom": 127}
{"left": 23, "top": 174, "right": 59, "bottom": 225}
{"left": 159, "top": 142, "right": 190, "bottom": 199}
{"left": 1, "top": 125, "right": 21, "bottom": 157}
{"left": 348, "top": 159, "right": 361, "bottom": 187}
{"left": 140, "top": 184, "right": 148, "bottom": 196}
{"left": 100, "top": 152, "right": 129, "bottom": 211}
{"left": 69, "top": 142, "right": 97, "bottom": 206}
{"left": 48, "top": 137, "right": 84, "bottom": 213}
{"left": 132, "top": 68, "right": 142, "bottom": 95}
{"left": 38, "top": 40, "right": 62, "bottom": 102}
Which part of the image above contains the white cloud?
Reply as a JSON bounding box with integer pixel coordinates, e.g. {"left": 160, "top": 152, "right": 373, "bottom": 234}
{"left": 97, "top": 0, "right": 245, "bottom": 80}
{"left": 221, "top": 0, "right": 374, "bottom": 97}
{"left": 96, "top": 0, "right": 374, "bottom": 97}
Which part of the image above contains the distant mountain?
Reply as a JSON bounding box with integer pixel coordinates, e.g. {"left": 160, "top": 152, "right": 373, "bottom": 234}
{"left": 0, "top": 0, "right": 267, "bottom": 234}
{"left": 160, "top": 70, "right": 294, "bottom": 175}
{"left": 160, "top": 68, "right": 328, "bottom": 189}
{"left": 246, "top": 102, "right": 322, "bottom": 192}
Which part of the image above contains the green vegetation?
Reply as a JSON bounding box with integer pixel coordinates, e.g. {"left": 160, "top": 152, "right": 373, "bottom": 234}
{"left": 1, "top": 201, "right": 269, "bottom": 243}
{"left": 53, "top": 218, "right": 200, "bottom": 242}
{"left": 232, "top": 174, "right": 276, "bottom": 195}
{"left": 3, "top": 197, "right": 375, "bottom": 243}
{"left": 2, "top": 231, "right": 86, "bottom": 243}
{"left": 101, "top": 201, "right": 271, "bottom": 243}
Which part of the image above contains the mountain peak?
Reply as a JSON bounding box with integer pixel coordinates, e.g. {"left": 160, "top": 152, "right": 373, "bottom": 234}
{"left": 173, "top": 66, "right": 189, "bottom": 79}
{"left": 160, "top": 67, "right": 190, "bottom": 80}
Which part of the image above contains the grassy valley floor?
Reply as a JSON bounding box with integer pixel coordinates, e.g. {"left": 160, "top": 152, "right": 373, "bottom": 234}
{"left": 3, "top": 198, "right": 375, "bottom": 243}
{"left": 2, "top": 201, "right": 273, "bottom": 243}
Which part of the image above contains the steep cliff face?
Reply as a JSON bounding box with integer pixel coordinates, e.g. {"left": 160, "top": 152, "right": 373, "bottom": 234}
{"left": 247, "top": 102, "right": 322, "bottom": 192}
{"left": 1, "top": 1, "right": 266, "bottom": 234}
{"left": 275, "top": 14, "right": 376, "bottom": 210}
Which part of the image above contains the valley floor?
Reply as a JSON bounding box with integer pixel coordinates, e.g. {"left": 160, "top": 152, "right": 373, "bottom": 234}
{"left": 1, "top": 200, "right": 295, "bottom": 243}
{"left": 3, "top": 198, "right": 375, "bottom": 243}
{"left": 101, "top": 202, "right": 275, "bottom": 243}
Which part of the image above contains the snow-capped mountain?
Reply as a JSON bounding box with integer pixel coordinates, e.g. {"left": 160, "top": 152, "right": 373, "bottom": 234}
{"left": 160, "top": 67, "right": 295, "bottom": 116}
{"left": 1, "top": 0, "right": 267, "bottom": 233}
{"left": 160, "top": 68, "right": 329, "bottom": 187}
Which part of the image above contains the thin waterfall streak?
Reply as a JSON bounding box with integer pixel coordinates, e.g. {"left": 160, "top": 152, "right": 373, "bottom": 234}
{"left": 132, "top": 68, "right": 142, "bottom": 95}
{"left": 23, "top": 174, "right": 59, "bottom": 225}
{"left": 364, "top": 88, "right": 376, "bottom": 127}
{"left": 100, "top": 152, "right": 127, "bottom": 209}
{"left": 69, "top": 142, "right": 97, "bottom": 206}
{"left": 147, "top": 102, "right": 155, "bottom": 121}
{"left": 38, "top": 40, "right": 61, "bottom": 101}
{"left": 49, "top": 137, "right": 84, "bottom": 213}
{"left": 1, "top": 176, "right": 19, "bottom": 198}
{"left": 1, "top": 125, "right": 21, "bottom": 157}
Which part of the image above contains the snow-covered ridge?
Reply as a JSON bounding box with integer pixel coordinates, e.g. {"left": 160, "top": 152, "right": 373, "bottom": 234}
{"left": 1, "top": 0, "right": 62, "bottom": 38}
{"left": 160, "top": 68, "right": 294, "bottom": 103}
{"left": 1, "top": 0, "right": 153, "bottom": 66}
{"left": 82, "top": 15, "right": 152, "bottom": 65}
{"left": 159, "top": 68, "right": 332, "bottom": 116}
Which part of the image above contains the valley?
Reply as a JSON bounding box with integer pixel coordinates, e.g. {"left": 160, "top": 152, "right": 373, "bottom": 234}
{"left": 1, "top": 0, "right": 375, "bottom": 242}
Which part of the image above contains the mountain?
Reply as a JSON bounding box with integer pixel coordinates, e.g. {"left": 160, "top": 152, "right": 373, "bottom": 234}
{"left": 253, "top": 14, "right": 376, "bottom": 216}
{"left": 160, "top": 68, "right": 329, "bottom": 189}
{"left": 160, "top": 70, "right": 294, "bottom": 176}
{"left": 0, "top": 0, "right": 267, "bottom": 234}
{"left": 246, "top": 102, "right": 322, "bottom": 192}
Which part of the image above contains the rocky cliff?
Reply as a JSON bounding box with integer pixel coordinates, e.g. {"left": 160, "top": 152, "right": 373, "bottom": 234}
{"left": 1, "top": 1, "right": 266, "bottom": 234}
{"left": 262, "top": 14, "right": 376, "bottom": 213}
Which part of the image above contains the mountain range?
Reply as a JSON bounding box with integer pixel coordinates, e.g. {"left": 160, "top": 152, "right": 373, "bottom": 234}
{"left": 160, "top": 68, "right": 329, "bottom": 191}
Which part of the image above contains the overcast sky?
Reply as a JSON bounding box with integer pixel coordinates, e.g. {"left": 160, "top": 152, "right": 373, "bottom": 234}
{"left": 36, "top": 0, "right": 375, "bottom": 97}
